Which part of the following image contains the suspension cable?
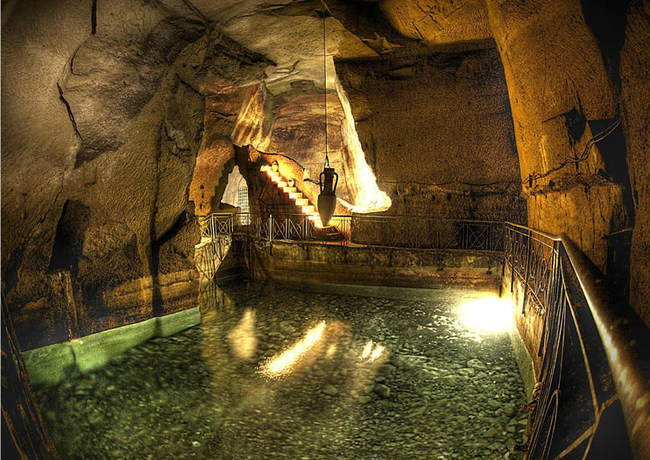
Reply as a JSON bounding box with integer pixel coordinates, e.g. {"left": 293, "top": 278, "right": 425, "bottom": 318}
{"left": 322, "top": 7, "right": 329, "bottom": 168}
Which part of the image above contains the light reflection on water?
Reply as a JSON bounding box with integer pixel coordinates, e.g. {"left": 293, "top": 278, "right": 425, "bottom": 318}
{"left": 198, "top": 282, "right": 393, "bottom": 458}
{"left": 193, "top": 281, "right": 525, "bottom": 459}
{"left": 36, "top": 280, "right": 528, "bottom": 459}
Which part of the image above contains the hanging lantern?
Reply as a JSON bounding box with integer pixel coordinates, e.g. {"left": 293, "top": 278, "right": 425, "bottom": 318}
{"left": 318, "top": 167, "right": 338, "bottom": 226}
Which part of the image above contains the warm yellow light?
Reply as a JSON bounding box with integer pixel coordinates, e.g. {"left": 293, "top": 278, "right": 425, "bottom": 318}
{"left": 458, "top": 297, "right": 514, "bottom": 334}
{"left": 259, "top": 321, "right": 326, "bottom": 378}
{"left": 360, "top": 340, "right": 385, "bottom": 362}
{"left": 370, "top": 344, "right": 384, "bottom": 361}
{"left": 227, "top": 309, "right": 257, "bottom": 360}
{"left": 361, "top": 341, "right": 373, "bottom": 359}
{"left": 335, "top": 78, "right": 391, "bottom": 212}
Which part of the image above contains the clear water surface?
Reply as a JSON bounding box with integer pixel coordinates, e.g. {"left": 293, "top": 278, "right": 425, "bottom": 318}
{"left": 35, "top": 280, "right": 529, "bottom": 459}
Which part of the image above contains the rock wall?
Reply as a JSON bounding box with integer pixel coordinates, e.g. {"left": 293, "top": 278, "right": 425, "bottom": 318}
{"left": 348, "top": 0, "right": 649, "bottom": 323}
{"left": 337, "top": 49, "right": 526, "bottom": 222}
{"left": 378, "top": 0, "right": 650, "bottom": 324}
{"left": 0, "top": 1, "right": 270, "bottom": 349}
{"left": 485, "top": 0, "right": 644, "bottom": 319}
{"left": 231, "top": 81, "right": 391, "bottom": 212}
{"left": 620, "top": 0, "right": 650, "bottom": 323}
{"left": 248, "top": 240, "right": 503, "bottom": 291}
{"left": 380, "top": 0, "right": 492, "bottom": 47}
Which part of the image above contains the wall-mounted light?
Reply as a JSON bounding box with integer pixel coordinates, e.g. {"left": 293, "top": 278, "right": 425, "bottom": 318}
{"left": 271, "top": 160, "right": 279, "bottom": 172}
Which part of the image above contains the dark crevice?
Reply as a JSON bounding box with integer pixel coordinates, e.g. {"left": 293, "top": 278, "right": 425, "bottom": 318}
{"left": 580, "top": 0, "right": 628, "bottom": 90}
{"left": 150, "top": 127, "right": 164, "bottom": 318}
{"left": 3, "top": 246, "right": 25, "bottom": 296}
{"left": 176, "top": 74, "right": 204, "bottom": 96}
{"left": 179, "top": 0, "right": 208, "bottom": 23}
{"left": 69, "top": 43, "right": 84, "bottom": 76}
{"left": 56, "top": 83, "right": 82, "bottom": 141}
{"left": 91, "top": 0, "right": 97, "bottom": 35}
{"left": 49, "top": 200, "right": 91, "bottom": 277}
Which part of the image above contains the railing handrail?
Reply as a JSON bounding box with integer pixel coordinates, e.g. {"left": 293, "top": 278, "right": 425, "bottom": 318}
{"left": 505, "top": 221, "right": 561, "bottom": 242}
{"left": 353, "top": 213, "right": 505, "bottom": 225}
{"left": 203, "top": 211, "right": 508, "bottom": 225}
{"left": 559, "top": 235, "right": 650, "bottom": 459}
{"left": 505, "top": 221, "right": 649, "bottom": 458}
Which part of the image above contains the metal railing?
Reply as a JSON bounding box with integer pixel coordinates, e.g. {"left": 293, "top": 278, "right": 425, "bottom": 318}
{"left": 196, "top": 214, "right": 649, "bottom": 457}
{"left": 505, "top": 224, "right": 559, "bottom": 316}
{"left": 350, "top": 214, "right": 504, "bottom": 250}
{"left": 504, "top": 223, "right": 649, "bottom": 459}
{"left": 199, "top": 212, "right": 504, "bottom": 251}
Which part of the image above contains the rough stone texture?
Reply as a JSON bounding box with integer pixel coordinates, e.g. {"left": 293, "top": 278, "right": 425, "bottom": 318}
{"left": 620, "top": 1, "right": 650, "bottom": 324}
{"left": 2, "top": 0, "right": 92, "bottom": 290}
{"left": 1, "top": 0, "right": 392, "bottom": 349}
{"left": 1, "top": 1, "right": 250, "bottom": 348}
{"left": 249, "top": 240, "right": 503, "bottom": 291}
{"left": 380, "top": 0, "right": 492, "bottom": 47}
{"left": 232, "top": 82, "right": 391, "bottom": 212}
{"left": 485, "top": 0, "right": 636, "bottom": 309}
{"left": 526, "top": 185, "right": 628, "bottom": 271}
{"left": 2, "top": 0, "right": 649, "bottom": 350}
{"left": 337, "top": 49, "right": 525, "bottom": 222}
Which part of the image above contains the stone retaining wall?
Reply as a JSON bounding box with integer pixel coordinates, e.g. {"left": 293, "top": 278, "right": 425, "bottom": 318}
{"left": 248, "top": 239, "right": 503, "bottom": 291}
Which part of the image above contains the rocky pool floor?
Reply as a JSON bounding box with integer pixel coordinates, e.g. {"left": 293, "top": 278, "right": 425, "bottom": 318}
{"left": 35, "top": 281, "right": 529, "bottom": 459}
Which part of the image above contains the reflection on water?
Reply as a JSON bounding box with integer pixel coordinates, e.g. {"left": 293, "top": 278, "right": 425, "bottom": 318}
{"left": 260, "top": 320, "right": 328, "bottom": 378}
{"left": 228, "top": 309, "right": 257, "bottom": 361}
{"left": 35, "top": 280, "right": 528, "bottom": 459}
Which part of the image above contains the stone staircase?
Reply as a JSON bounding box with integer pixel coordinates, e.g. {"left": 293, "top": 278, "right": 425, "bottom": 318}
{"left": 260, "top": 164, "right": 345, "bottom": 240}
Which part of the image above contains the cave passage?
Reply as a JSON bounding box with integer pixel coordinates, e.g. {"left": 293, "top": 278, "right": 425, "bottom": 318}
{"left": 34, "top": 280, "right": 528, "bottom": 459}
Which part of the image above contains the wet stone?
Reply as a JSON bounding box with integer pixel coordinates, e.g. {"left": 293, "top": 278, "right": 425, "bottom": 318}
{"left": 374, "top": 384, "right": 391, "bottom": 399}
{"left": 34, "top": 281, "right": 528, "bottom": 459}
{"left": 323, "top": 384, "right": 339, "bottom": 396}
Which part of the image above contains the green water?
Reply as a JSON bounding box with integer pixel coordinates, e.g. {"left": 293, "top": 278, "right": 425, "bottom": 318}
{"left": 35, "top": 280, "right": 528, "bottom": 459}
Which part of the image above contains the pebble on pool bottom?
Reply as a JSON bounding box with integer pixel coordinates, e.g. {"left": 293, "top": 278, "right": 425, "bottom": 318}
{"left": 34, "top": 281, "right": 530, "bottom": 459}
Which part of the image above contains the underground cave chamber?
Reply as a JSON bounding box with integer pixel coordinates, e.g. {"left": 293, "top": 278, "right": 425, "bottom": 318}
{"left": 2, "top": 1, "right": 649, "bottom": 459}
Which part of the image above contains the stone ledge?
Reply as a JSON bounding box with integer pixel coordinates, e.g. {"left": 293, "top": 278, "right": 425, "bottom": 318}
{"left": 22, "top": 307, "right": 201, "bottom": 387}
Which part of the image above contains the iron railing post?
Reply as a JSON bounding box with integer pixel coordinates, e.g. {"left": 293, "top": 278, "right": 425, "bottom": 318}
{"left": 521, "top": 228, "right": 532, "bottom": 314}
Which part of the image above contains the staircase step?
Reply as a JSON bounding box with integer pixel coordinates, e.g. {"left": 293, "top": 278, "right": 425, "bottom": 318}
{"left": 289, "top": 192, "right": 302, "bottom": 200}
{"left": 295, "top": 198, "right": 309, "bottom": 207}
{"left": 302, "top": 205, "right": 315, "bottom": 214}
{"left": 283, "top": 186, "right": 297, "bottom": 194}
{"left": 278, "top": 180, "right": 287, "bottom": 188}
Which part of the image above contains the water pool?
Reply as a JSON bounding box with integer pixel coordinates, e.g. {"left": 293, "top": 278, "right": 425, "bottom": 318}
{"left": 34, "top": 280, "right": 529, "bottom": 459}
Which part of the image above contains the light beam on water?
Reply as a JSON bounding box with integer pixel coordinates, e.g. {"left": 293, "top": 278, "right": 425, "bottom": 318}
{"left": 458, "top": 296, "right": 514, "bottom": 334}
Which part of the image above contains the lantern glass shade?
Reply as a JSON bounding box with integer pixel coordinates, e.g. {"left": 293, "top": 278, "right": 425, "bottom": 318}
{"left": 271, "top": 161, "right": 279, "bottom": 172}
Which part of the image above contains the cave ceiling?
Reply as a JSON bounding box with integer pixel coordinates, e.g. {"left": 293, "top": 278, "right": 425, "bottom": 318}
{"left": 148, "top": 0, "right": 494, "bottom": 94}
{"left": 0, "top": 0, "right": 499, "bottom": 298}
